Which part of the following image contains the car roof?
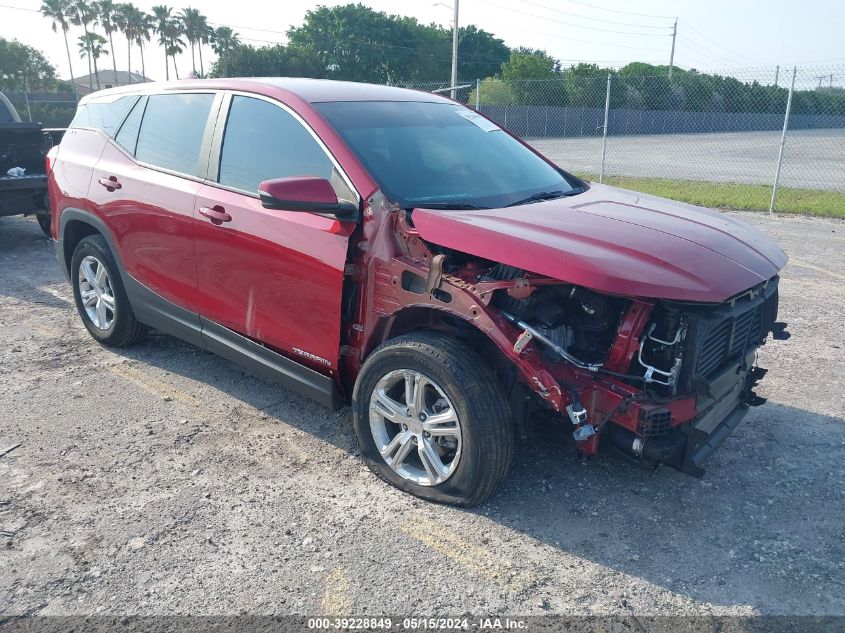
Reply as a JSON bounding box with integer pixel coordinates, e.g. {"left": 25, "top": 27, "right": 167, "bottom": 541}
{"left": 82, "top": 77, "right": 452, "bottom": 105}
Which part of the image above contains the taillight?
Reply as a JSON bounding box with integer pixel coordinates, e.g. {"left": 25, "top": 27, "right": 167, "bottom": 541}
{"left": 46, "top": 145, "right": 58, "bottom": 175}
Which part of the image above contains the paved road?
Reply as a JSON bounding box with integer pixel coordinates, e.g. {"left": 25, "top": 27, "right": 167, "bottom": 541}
{"left": 1, "top": 212, "right": 844, "bottom": 617}
{"left": 530, "top": 128, "right": 845, "bottom": 191}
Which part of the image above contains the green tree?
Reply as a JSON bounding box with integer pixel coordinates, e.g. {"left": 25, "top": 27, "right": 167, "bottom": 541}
{"left": 456, "top": 25, "right": 509, "bottom": 80}
{"left": 179, "top": 7, "right": 206, "bottom": 74}
{"left": 500, "top": 48, "right": 565, "bottom": 105}
{"left": 501, "top": 47, "right": 559, "bottom": 80}
{"left": 287, "top": 4, "right": 444, "bottom": 83}
{"left": 210, "top": 27, "right": 240, "bottom": 77}
{"left": 0, "top": 38, "right": 57, "bottom": 92}
{"left": 96, "top": 0, "right": 119, "bottom": 84}
{"left": 135, "top": 9, "right": 153, "bottom": 79}
{"left": 78, "top": 32, "right": 108, "bottom": 89}
{"left": 151, "top": 5, "right": 172, "bottom": 79}
{"left": 70, "top": 0, "right": 99, "bottom": 90}
{"left": 468, "top": 77, "right": 516, "bottom": 106}
{"left": 39, "top": 0, "right": 77, "bottom": 96}
{"left": 209, "top": 43, "right": 320, "bottom": 78}
{"left": 195, "top": 12, "right": 211, "bottom": 76}
{"left": 619, "top": 63, "right": 672, "bottom": 109}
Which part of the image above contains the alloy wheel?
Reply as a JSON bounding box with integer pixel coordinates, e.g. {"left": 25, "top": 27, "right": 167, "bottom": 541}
{"left": 78, "top": 255, "right": 116, "bottom": 330}
{"left": 368, "top": 369, "right": 463, "bottom": 486}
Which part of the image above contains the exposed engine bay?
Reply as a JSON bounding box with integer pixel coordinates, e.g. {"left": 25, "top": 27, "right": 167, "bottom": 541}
{"left": 415, "top": 253, "right": 787, "bottom": 476}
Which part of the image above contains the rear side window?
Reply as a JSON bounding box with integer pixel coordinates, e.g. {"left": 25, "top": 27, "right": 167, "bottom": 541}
{"left": 69, "top": 95, "right": 139, "bottom": 136}
{"left": 135, "top": 93, "right": 214, "bottom": 176}
{"left": 218, "top": 96, "right": 339, "bottom": 195}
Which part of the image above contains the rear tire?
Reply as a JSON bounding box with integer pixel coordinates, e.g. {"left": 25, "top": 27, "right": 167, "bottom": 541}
{"left": 36, "top": 212, "right": 51, "bottom": 237}
{"left": 352, "top": 332, "right": 513, "bottom": 506}
{"left": 71, "top": 234, "right": 148, "bottom": 347}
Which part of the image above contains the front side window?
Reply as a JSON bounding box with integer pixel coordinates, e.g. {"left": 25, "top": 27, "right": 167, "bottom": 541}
{"left": 218, "top": 96, "right": 352, "bottom": 200}
{"left": 316, "top": 101, "right": 580, "bottom": 210}
{"left": 135, "top": 93, "right": 214, "bottom": 175}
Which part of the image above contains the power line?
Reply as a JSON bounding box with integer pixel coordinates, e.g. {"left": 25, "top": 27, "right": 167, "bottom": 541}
{"left": 0, "top": 2, "right": 39, "bottom": 12}
{"left": 564, "top": 0, "right": 676, "bottom": 20}
{"left": 675, "top": 36, "right": 744, "bottom": 69}
{"left": 478, "top": 18, "right": 670, "bottom": 51}
{"left": 479, "top": 0, "right": 673, "bottom": 36}
{"left": 515, "top": 0, "right": 673, "bottom": 30}
{"left": 680, "top": 20, "right": 764, "bottom": 66}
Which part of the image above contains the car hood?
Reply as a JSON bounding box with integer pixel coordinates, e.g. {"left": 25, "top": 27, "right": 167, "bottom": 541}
{"left": 412, "top": 184, "right": 787, "bottom": 303}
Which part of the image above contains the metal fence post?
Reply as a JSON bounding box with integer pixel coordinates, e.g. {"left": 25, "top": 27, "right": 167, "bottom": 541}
{"left": 599, "top": 73, "right": 611, "bottom": 183}
{"left": 770, "top": 66, "right": 796, "bottom": 213}
{"left": 475, "top": 78, "right": 480, "bottom": 110}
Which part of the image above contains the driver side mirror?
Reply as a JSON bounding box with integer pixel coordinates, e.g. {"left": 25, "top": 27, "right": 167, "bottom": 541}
{"left": 258, "top": 176, "right": 357, "bottom": 217}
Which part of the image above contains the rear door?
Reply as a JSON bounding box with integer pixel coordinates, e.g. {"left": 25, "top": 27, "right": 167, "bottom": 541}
{"left": 194, "top": 93, "right": 359, "bottom": 372}
{"left": 89, "top": 91, "right": 220, "bottom": 329}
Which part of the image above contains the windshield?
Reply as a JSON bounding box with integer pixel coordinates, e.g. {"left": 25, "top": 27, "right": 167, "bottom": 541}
{"left": 315, "top": 101, "right": 581, "bottom": 209}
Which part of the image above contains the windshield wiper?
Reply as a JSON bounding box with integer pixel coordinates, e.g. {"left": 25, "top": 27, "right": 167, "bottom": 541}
{"left": 410, "top": 202, "right": 489, "bottom": 210}
{"left": 507, "top": 187, "right": 585, "bottom": 207}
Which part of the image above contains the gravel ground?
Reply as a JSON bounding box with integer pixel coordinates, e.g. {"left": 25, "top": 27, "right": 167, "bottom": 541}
{"left": 0, "top": 211, "right": 843, "bottom": 617}
{"left": 530, "top": 128, "right": 845, "bottom": 191}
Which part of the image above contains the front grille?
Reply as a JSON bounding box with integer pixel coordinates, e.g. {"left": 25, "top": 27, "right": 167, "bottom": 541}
{"left": 694, "top": 302, "right": 764, "bottom": 380}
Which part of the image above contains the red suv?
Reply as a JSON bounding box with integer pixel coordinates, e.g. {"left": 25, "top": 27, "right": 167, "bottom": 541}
{"left": 48, "top": 79, "right": 788, "bottom": 506}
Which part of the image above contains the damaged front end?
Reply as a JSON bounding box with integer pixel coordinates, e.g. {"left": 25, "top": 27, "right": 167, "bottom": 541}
{"left": 349, "top": 194, "right": 789, "bottom": 477}
{"left": 493, "top": 270, "right": 787, "bottom": 476}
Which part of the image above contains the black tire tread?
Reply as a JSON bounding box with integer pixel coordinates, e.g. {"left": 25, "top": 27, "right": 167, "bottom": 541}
{"left": 353, "top": 331, "right": 513, "bottom": 506}
{"left": 71, "top": 234, "right": 148, "bottom": 347}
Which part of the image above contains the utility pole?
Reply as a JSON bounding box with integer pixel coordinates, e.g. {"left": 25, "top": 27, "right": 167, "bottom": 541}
{"left": 450, "top": 0, "right": 460, "bottom": 99}
{"left": 830, "top": 74, "right": 835, "bottom": 92}
{"left": 814, "top": 75, "right": 825, "bottom": 88}
{"left": 774, "top": 65, "right": 779, "bottom": 88}
{"left": 668, "top": 18, "right": 677, "bottom": 80}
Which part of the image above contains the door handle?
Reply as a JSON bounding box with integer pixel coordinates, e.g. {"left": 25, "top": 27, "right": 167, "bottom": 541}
{"left": 198, "top": 205, "right": 232, "bottom": 225}
{"left": 97, "top": 175, "right": 122, "bottom": 191}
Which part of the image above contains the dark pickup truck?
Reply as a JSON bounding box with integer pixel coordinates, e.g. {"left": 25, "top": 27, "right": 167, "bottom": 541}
{"left": 0, "top": 91, "right": 63, "bottom": 235}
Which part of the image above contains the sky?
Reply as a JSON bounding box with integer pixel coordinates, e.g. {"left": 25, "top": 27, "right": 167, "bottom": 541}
{"left": 2, "top": 0, "right": 843, "bottom": 89}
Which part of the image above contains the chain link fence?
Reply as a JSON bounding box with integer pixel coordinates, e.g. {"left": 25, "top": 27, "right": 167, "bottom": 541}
{"left": 396, "top": 66, "right": 845, "bottom": 213}
{"left": 5, "top": 70, "right": 843, "bottom": 213}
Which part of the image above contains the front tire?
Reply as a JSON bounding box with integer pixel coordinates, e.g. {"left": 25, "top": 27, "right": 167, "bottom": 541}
{"left": 70, "top": 234, "right": 148, "bottom": 347}
{"left": 352, "top": 332, "right": 513, "bottom": 506}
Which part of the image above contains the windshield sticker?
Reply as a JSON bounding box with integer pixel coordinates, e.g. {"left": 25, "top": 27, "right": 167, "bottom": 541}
{"left": 456, "top": 110, "right": 501, "bottom": 132}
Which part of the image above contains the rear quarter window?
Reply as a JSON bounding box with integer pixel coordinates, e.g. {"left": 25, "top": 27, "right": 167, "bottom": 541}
{"left": 114, "top": 96, "right": 146, "bottom": 154}
{"left": 69, "top": 95, "right": 139, "bottom": 136}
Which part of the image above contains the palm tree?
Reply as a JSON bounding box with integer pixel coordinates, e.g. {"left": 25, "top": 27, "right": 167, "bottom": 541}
{"left": 135, "top": 10, "right": 153, "bottom": 80}
{"left": 114, "top": 3, "right": 132, "bottom": 82}
{"left": 151, "top": 5, "right": 172, "bottom": 79}
{"left": 39, "top": 0, "right": 77, "bottom": 97}
{"left": 211, "top": 26, "right": 239, "bottom": 78}
{"left": 179, "top": 7, "right": 202, "bottom": 74}
{"left": 96, "top": 0, "right": 119, "bottom": 86}
{"left": 196, "top": 15, "right": 210, "bottom": 76}
{"left": 78, "top": 32, "right": 109, "bottom": 90}
{"left": 70, "top": 0, "right": 100, "bottom": 91}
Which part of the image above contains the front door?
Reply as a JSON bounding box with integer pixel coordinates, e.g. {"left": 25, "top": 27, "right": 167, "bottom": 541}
{"left": 194, "top": 94, "right": 358, "bottom": 372}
